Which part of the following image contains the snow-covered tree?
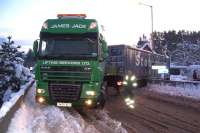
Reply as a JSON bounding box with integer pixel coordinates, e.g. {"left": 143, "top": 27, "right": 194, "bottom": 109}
{"left": 0, "top": 36, "right": 31, "bottom": 106}
{"left": 137, "top": 35, "right": 149, "bottom": 48}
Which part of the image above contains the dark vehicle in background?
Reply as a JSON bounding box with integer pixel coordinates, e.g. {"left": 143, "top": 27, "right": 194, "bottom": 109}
{"left": 105, "top": 44, "right": 169, "bottom": 92}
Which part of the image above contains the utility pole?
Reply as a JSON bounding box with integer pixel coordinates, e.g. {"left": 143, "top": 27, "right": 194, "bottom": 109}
{"left": 139, "top": 2, "right": 153, "bottom": 33}
{"left": 139, "top": 2, "right": 154, "bottom": 50}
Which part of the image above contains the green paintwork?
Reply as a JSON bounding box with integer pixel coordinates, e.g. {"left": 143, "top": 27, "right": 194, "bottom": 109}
{"left": 34, "top": 16, "right": 108, "bottom": 108}
{"left": 41, "top": 19, "right": 98, "bottom": 33}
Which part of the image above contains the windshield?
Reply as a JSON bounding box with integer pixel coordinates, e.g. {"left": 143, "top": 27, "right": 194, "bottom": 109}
{"left": 38, "top": 37, "right": 98, "bottom": 59}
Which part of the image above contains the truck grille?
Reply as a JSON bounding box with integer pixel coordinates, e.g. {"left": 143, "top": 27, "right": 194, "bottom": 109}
{"left": 49, "top": 83, "right": 81, "bottom": 102}
{"left": 41, "top": 66, "right": 91, "bottom": 81}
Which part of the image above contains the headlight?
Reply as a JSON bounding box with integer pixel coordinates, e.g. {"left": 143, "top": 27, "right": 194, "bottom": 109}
{"left": 131, "top": 76, "right": 136, "bottom": 81}
{"left": 37, "top": 88, "right": 45, "bottom": 94}
{"left": 86, "top": 91, "right": 96, "bottom": 96}
{"left": 123, "top": 81, "right": 128, "bottom": 85}
{"left": 125, "top": 75, "right": 129, "bottom": 80}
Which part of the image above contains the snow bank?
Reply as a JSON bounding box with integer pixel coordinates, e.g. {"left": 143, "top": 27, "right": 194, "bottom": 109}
{"left": 7, "top": 83, "right": 127, "bottom": 133}
{"left": 0, "top": 79, "right": 34, "bottom": 119}
{"left": 7, "top": 84, "right": 99, "bottom": 133}
{"left": 147, "top": 84, "right": 200, "bottom": 100}
{"left": 93, "top": 110, "right": 128, "bottom": 133}
{"left": 83, "top": 109, "right": 128, "bottom": 133}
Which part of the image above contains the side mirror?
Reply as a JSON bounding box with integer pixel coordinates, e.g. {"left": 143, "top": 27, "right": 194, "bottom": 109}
{"left": 33, "top": 40, "right": 39, "bottom": 56}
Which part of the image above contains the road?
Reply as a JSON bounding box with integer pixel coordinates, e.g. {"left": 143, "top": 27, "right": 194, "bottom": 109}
{"left": 105, "top": 89, "right": 200, "bottom": 133}
{"left": 5, "top": 84, "right": 200, "bottom": 133}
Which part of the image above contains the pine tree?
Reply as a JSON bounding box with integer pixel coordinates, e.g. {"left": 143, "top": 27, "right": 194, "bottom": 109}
{"left": 0, "top": 36, "right": 27, "bottom": 106}
{"left": 24, "top": 49, "right": 36, "bottom": 68}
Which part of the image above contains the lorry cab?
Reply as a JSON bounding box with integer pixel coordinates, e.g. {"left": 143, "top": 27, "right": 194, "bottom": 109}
{"left": 33, "top": 14, "right": 108, "bottom": 108}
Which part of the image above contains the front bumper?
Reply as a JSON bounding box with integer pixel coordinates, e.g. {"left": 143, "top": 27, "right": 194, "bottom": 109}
{"left": 36, "top": 95, "right": 98, "bottom": 108}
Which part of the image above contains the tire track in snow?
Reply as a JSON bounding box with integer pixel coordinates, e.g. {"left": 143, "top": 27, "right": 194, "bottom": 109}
{"left": 78, "top": 109, "right": 128, "bottom": 133}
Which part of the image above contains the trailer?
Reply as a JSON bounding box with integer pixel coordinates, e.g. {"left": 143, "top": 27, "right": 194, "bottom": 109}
{"left": 104, "top": 44, "right": 169, "bottom": 91}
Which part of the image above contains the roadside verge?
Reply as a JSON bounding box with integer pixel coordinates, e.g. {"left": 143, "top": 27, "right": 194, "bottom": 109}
{"left": 0, "top": 79, "right": 35, "bottom": 133}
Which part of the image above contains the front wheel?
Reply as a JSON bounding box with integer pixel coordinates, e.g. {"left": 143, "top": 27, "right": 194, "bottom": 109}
{"left": 96, "top": 82, "right": 107, "bottom": 109}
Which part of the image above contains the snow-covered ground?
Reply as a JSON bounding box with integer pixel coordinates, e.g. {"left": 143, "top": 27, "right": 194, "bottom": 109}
{"left": 147, "top": 84, "right": 200, "bottom": 100}
{"left": 0, "top": 79, "right": 34, "bottom": 119}
{"left": 7, "top": 83, "right": 127, "bottom": 133}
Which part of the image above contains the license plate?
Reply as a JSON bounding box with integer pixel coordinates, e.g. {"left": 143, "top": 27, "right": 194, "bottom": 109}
{"left": 57, "top": 102, "right": 72, "bottom": 107}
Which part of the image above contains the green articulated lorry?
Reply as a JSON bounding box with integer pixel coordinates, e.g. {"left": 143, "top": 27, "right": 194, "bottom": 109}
{"left": 33, "top": 14, "right": 108, "bottom": 108}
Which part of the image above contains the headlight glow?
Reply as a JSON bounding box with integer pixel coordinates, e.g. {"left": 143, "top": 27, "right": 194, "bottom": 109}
{"left": 85, "top": 99, "right": 92, "bottom": 106}
{"left": 125, "top": 97, "right": 135, "bottom": 109}
{"left": 37, "top": 88, "right": 45, "bottom": 94}
{"left": 86, "top": 91, "right": 96, "bottom": 96}
{"left": 125, "top": 75, "right": 129, "bottom": 80}
{"left": 123, "top": 81, "right": 128, "bottom": 85}
{"left": 125, "top": 97, "right": 131, "bottom": 102}
{"left": 129, "top": 105, "right": 135, "bottom": 109}
{"left": 37, "top": 97, "right": 45, "bottom": 103}
{"left": 126, "top": 100, "right": 135, "bottom": 105}
{"left": 132, "top": 83, "right": 138, "bottom": 87}
{"left": 131, "top": 76, "right": 136, "bottom": 81}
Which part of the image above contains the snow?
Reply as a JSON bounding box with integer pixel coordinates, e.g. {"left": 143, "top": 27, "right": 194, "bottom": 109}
{"left": 15, "top": 64, "right": 23, "bottom": 79}
{"left": 0, "top": 79, "right": 34, "bottom": 119}
{"left": 91, "top": 110, "right": 128, "bottom": 133}
{"left": 0, "top": 38, "right": 6, "bottom": 45}
{"left": 7, "top": 83, "right": 127, "bottom": 133}
{"left": 3, "top": 87, "right": 12, "bottom": 102}
{"left": 147, "top": 83, "right": 200, "bottom": 100}
{"left": 7, "top": 84, "right": 98, "bottom": 133}
{"left": 170, "top": 75, "right": 188, "bottom": 81}
{"left": 15, "top": 57, "right": 24, "bottom": 63}
{"left": 14, "top": 63, "right": 32, "bottom": 81}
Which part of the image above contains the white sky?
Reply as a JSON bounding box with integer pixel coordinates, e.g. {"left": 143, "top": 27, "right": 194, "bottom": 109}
{"left": 1, "top": 0, "right": 200, "bottom": 51}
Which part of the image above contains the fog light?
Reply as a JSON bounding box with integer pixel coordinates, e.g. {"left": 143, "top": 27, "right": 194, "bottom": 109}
{"left": 85, "top": 99, "right": 92, "bottom": 106}
{"left": 37, "top": 88, "right": 45, "bottom": 94}
{"left": 86, "top": 91, "right": 96, "bottom": 96}
{"left": 37, "top": 97, "right": 45, "bottom": 103}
